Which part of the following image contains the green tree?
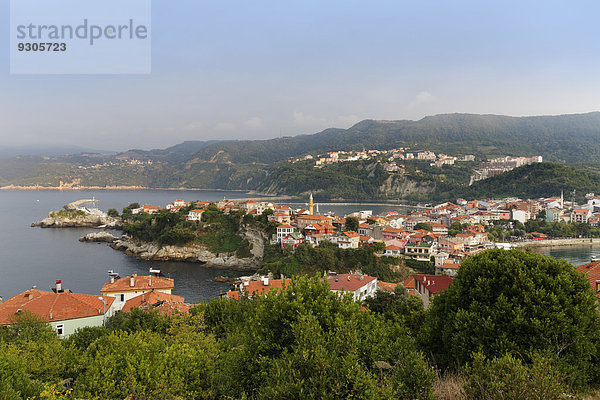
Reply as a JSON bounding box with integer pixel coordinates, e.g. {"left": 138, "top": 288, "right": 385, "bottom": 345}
{"left": 345, "top": 216, "right": 360, "bottom": 232}
{"left": 414, "top": 223, "right": 432, "bottom": 231}
{"left": 107, "top": 208, "right": 119, "bottom": 217}
{"left": 420, "top": 248, "right": 600, "bottom": 388}
{"left": 462, "top": 352, "right": 569, "bottom": 400}
{"left": 213, "top": 276, "right": 435, "bottom": 399}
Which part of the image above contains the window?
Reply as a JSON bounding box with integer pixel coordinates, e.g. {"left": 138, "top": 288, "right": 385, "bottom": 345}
{"left": 56, "top": 324, "right": 64, "bottom": 336}
{"left": 120, "top": 294, "right": 125, "bottom": 302}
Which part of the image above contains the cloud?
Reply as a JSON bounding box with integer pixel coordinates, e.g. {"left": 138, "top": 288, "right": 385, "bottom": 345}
{"left": 243, "top": 116, "right": 264, "bottom": 131}
{"left": 408, "top": 91, "right": 436, "bottom": 108}
{"left": 215, "top": 122, "right": 237, "bottom": 132}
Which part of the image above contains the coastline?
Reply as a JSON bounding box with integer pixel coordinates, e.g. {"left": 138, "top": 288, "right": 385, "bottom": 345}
{"left": 515, "top": 238, "right": 600, "bottom": 248}
{"left": 0, "top": 185, "right": 297, "bottom": 201}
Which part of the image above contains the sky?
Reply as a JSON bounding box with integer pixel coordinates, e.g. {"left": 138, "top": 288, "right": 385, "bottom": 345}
{"left": 2, "top": 0, "right": 600, "bottom": 152}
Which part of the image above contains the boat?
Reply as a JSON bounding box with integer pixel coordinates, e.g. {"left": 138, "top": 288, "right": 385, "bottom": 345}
{"left": 592, "top": 256, "right": 599, "bottom": 262}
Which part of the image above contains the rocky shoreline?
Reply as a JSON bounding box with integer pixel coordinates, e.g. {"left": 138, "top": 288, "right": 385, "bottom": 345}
{"left": 79, "top": 232, "right": 262, "bottom": 271}
{"left": 32, "top": 213, "right": 123, "bottom": 229}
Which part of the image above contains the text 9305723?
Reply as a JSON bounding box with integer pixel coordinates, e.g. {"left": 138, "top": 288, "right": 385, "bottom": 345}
{"left": 17, "top": 43, "right": 66, "bottom": 52}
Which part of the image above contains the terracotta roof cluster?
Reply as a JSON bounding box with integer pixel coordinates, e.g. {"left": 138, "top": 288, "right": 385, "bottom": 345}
{"left": 101, "top": 275, "right": 174, "bottom": 293}
{"left": 0, "top": 290, "right": 114, "bottom": 324}
{"left": 122, "top": 290, "right": 189, "bottom": 316}
{"left": 327, "top": 274, "right": 376, "bottom": 292}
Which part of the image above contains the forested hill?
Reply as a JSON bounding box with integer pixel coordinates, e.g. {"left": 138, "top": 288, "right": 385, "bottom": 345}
{"left": 465, "top": 162, "right": 600, "bottom": 200}
{"left": 185, "top": 112, "right": 600, "bottom": 164}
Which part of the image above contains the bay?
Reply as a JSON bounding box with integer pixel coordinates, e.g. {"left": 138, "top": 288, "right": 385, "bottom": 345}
{"left": 1, "top": 189, "right": 598, "bottom": 304}
{"left": 0, "top": 189, "right": 251, "bottom": 303}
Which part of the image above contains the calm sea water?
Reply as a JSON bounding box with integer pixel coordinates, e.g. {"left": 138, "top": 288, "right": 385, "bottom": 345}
{"left": 0, "top": 190, "right": 253, "bottom": 303}
{"left": 0, "top": 190, "right": 598, "bottom": 303}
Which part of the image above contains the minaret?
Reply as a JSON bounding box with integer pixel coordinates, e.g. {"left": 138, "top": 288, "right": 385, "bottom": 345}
{"left": 309, "top": 193, "right": 314, "bottom": 215}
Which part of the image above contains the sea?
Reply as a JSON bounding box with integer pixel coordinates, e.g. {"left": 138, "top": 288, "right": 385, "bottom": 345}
{"left": 0, "top": 189, "right": 598, "bottom": 303}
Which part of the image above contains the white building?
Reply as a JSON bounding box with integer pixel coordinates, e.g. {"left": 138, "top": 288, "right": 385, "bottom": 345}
{"left": 276, "top": 224, "right": 295, "bottom": 243}
{"left": 101, "top": 273, "right": 174, "bottom": 312}
{"left": 327, "top": 274, "right": 377, "bottom": 302}
{"left": 0, "top": 281, "right": 116, "bottom": 338}
{"left": 187, "top": 209, "right": 204, "bottom": 221}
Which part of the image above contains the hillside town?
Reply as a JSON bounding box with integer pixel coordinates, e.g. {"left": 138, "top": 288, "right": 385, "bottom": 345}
{"left": 287, "top": 146, "right": 542, "bottom": 184}
{"left": 4, "top": 190, "right": 600, "bottom": 339}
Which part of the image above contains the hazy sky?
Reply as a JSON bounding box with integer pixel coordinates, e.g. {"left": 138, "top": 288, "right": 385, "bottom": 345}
{"left": 2, "top": 0, "right": 600, "bottom": 151}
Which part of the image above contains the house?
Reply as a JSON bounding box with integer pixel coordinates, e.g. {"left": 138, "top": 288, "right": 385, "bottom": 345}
{"left": 0, "top": 281, "right": 115, "bottom": 338}
{"left": 438, "top": 238, "right": 464, "bottom": 253}
{"left": 439, "top": 263, "right": 461, "bottom": 276}
{"left": 101, "top": 273, "right": 174, "bottom": 312}
{"left": 402, "top": 276, "right": 415, "bottom": 295}
{"left": 546, "top": 207, "right": 564, "bottom": 222}
{"left": 142, "top": 205, "right": 162, "bottom": 214}
{"left": 122, "top": 290, "right": 189, "bottom": 316}
{"left": 511, "top": 209, "right": 530, "bottom": 224}
{"left": 358, "top": 223, "right": 372, "bottom": 236}
{"left": 377, "top": 282, "right": 398, "bottom": 292}
{"left": 296, "top": 215, "right": 333, "bottom": 230}
{"left": 304, "top": 223, "right": 335, "bottom": 236}
{"left": 335, "top": 231, "right": 360, "bottom": 249}
{"left": 276, "top": 224, "right": 295, "bottom": 243}
{"left": 384, "top": 245, "right": 403, "bottom": 256}
{"left": 413, "top": 274, "right": 453, "bottom": 308}
{"left": 429, "top": 222, "right": 448, "bottom": 235}
{"left": 404, "top": 243, "right": 434, "bottom": 261}
{"left": 228, "top": 277, "right": 292, "bottom": 299}
{"left": 268, "top": 212, "right": 292, "bottom": 224}
{"left": 382, "top": 227, "right": 404, "bottom": 240}
{"left": 281, "top": 232, "right": 305, "bottom": 249}
{"left": 571, "top": 209, "right": 592, "bottom": 224}
{"left": 359, "top": 236, "right": 376, "bottom": 246}
{"left": 327, "top": 274, "right": 377, "bottom": 301}
{"left": 186, "top": 209, "right": 204, "bottom": 221}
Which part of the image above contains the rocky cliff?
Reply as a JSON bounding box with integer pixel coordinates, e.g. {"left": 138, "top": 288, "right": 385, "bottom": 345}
{"left": 32, "top": 211, "right": 123, "bottom": 228}
{"left": 109, "top": 237, "right": 261, "bottom": 270}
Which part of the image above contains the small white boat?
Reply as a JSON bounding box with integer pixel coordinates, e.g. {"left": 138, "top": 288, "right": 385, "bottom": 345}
{"left": 592, "top": 256, "right": 599, "bottom": 262}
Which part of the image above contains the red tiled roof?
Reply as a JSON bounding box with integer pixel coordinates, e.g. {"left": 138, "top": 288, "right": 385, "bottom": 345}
{"left": 101, "top": 275, "right": 174, "bottom": 293}
{"left": 441, "top": 263, "right": 461, "bottom": 269}
{"left": 122, "top": 290, "right": 189, "bottom": 316}
{"left": 277, "top": 224, "right": 294, "bottom": 229}
{"left": 0, "top": 290, "right": 114, "bottom": 324}
{"left": 577, "top": 261, "right": 600, "bottom": 299}
{"left": 327, "top": 274, "right": 376, "bottom": 292}
{"left": 242, "top": 279, "right": 292, "bottom": 297}
{"left": 377, "top": 282, "right": 397, "bottom": 292}
{"left": 386, "top": 245, "right": 403, "bottom": 251}
{"left": 344, "top": 231, "right": 360, "bottom": 238}
{"left": 413, "top": 274, "right": 453, "bottom": 294}
{"left": 402, "top": 277, "right": 415, "bottom": 289}
{"left": 297, "top": 215, "right": 332, "bottom": 221}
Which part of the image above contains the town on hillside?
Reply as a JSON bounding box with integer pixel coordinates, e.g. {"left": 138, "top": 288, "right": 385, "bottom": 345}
{"left": 287, "top": 145, "right": 542, "bottom": 185}
{"left": 5, "top": 190, "right": 600, "bottom": 338}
